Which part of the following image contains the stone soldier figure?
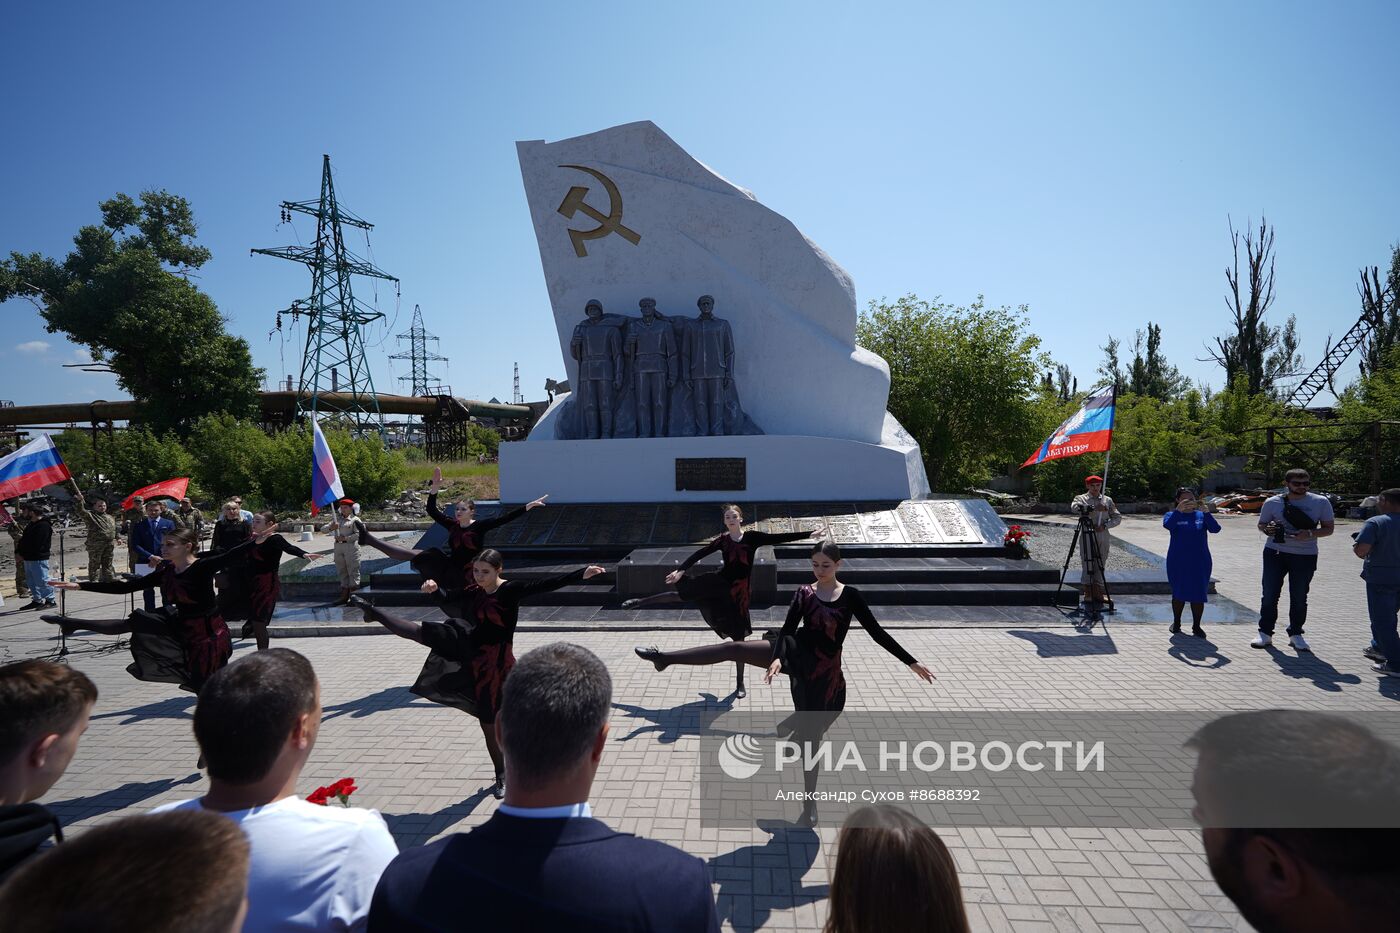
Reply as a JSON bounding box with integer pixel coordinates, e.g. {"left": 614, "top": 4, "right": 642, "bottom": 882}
{"left": 570, "top": 299, "right": 624, "bottom": 439}
{"left": 625, "top": 298, "right": 679, "bottom": 438}
{"left": 67, "top": 479, "right": 118, "bottom": 582}
{"left": 683, "top": 295, "right": 736, "bottom": 436}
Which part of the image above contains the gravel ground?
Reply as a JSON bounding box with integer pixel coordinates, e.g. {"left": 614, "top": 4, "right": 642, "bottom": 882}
{"left": 1003, "top": 517, "right": 1160, "bottom": 571}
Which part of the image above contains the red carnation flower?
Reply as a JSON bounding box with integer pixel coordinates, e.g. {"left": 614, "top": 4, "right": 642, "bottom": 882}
{"left": 307, "top": 786, "right": 331, "bottom": 806}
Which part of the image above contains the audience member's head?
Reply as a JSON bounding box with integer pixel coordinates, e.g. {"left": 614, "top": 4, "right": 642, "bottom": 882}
{"left": 0, "top": 809, "right": 250, "bottom": 933}
{"left": 825, "top": 805, "right": 970, "bottom": 933}
{"left": 1377, "top": 487, "right": 1400, "bottom": 512}
{"left": 193, "top": 649, "right": 319, "bottom": 788}
{"left": 90, "top": 497, "right": 108, "bottom": 513}
{"left": 0, "top": 661, "right": 97, "bottom": 805}
{"left": 497, "top": 643, "right": 611, "bottom": 796}
{"left": 1188, "top": 710, "right": 1400, "bottom": 932}
{"left": 23, "top": 503, "right": 47, "bottom": 521}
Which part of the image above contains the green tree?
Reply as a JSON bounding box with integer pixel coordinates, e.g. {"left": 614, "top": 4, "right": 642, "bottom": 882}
{"left": 258, "top": 423, "right": 406, "bottom": 510}
{"left": 1205, "top": 216, "right": 1303, "bottom": 396}
{"left": 467, "top": 423, "right": 501, "bottom": 458}
{"left": 1358, "top": 247, "right": 1400, "bottom": 379}
{"left": 187, "top": 413, "right": 275, "bottom": 503}
{"left": 857, "top": 294, "right": 1049, "bottom": 490}
{"left": 103, "top": 428, "right": 198, "bottom": 498}
{"left": 50, "top": 430, "right": 98, "bottom": 484}
{"left": 1127, "top": 323, "right": 1189, "bottom": 400}
{"left": 0, "top": 190, "right": 262, "bottom": 435}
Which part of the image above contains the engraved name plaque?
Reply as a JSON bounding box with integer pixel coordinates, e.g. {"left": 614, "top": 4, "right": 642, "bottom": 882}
{"left": 675, "top": 458, "right": 747, "bottom": 491}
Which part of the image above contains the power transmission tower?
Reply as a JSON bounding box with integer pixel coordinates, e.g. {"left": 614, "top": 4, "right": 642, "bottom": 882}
{"left": 390, "top": 305, "right": 447, "bottom": 396}
{"left": 513, "top": 362, "right": 523, "bottom": 404}
{"left": 252, "top": 154, "right": 398, "bottom": 433}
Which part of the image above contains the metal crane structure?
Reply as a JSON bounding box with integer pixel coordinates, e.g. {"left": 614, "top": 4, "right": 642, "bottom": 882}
{"left": 513, "top": 362, "right": 523, "bottom": 404}
{"left": 389, "top": 305, "right": 447, "bottom": 397}
{"left": 252, "top": 154, "right": 398, "bottom": 433}
{"left": 1283, "top": 267, "right": 1394, "bottom": 409}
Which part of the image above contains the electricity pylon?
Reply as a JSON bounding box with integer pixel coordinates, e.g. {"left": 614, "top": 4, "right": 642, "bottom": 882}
{"left": 513, "top": 362, "right": 523, "bottom": 404}
{"left": 390, "top": 305, "right": 447, "bottom": 396}
{"left": 252, "top": 154, "right": 398, "bottom": 433}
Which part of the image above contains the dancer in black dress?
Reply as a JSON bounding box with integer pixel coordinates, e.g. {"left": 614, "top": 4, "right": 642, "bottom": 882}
{"left": 351, "top": 549, "right": 606, "bottom": 798}
{"left": 634, "top": 541, "right": 933, "bottom": 824}
{"left": 43, "top": 527, "right": 271, "bottom": 692}
{"left": 622, "top": 504, "right": 826, "bottom": 697}
{"left": 357, "top": 466, "right": 548, "bottom": 590}
{"left": 221, "top": 512, "right": 324, "bottom": 650}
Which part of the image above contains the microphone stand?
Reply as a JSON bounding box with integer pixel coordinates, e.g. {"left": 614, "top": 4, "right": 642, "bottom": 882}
{"left": 56, "top": 519, "right": 69, "bottom": 658}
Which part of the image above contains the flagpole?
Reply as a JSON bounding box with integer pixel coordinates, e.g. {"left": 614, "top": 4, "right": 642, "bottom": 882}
{"left": 1100, "top": 383, "right": 1117, "bottom": 499}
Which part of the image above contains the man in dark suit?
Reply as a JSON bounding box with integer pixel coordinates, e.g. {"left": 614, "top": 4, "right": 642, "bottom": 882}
{"left": 368, "top": 643, "right": 720, "bottom": 932}
{"left": 128, "top": 499, "right": 174, "bottom": 610}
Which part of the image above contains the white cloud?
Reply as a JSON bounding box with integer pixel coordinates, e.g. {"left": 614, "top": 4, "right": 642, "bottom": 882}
{"left": 71, "top": 349, "right": 94, "bottom": 364}
{"left": 17, "top": 340, "right": 49, "bottom": 355}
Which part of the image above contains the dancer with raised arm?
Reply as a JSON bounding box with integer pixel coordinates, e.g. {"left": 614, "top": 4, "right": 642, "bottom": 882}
{"left": 634, "top": 541, "right": 933, "bottom": 824}
{"left": 357, "top": 466, "right": 547, "bottom": 589}
{"left": 43, "top": 526, "right": 272, "bottom": 693}
{"left": 222, "top": 511, "right": 324, "bottom": 651}
{"left": 351, "top": 550, "right": 606, "bottom": 799}
{"left": 622, "top": 504, "right": 825, "bottom": 697}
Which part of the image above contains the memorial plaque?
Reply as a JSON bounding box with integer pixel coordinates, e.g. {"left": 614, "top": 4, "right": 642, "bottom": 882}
{"left": 675, "top": 458, "right": 747, "bottom": 491}
{"left": 895, "top": 502, "right": 945, "bottom": 544}
{"left": 858, "top": 509, "right": 908, "bottom": 543}
{"left": 927, "top": 501, "right": 982, "bottom": 544}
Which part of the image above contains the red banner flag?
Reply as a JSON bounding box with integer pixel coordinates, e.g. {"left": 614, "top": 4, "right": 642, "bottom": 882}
{"left": 122, "top": 477, "right": 191, "bottom": 510}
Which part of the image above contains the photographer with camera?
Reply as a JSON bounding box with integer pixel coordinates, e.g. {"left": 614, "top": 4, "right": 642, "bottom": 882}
{"left": 1253, "top": 468, "right": 1334, "bottom": 652}
{"left": 1070, "top": 475, "right": 1122, "bottom": 609}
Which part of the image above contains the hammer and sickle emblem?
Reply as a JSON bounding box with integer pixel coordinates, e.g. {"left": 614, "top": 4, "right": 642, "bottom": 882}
{"left": 556, "top": 164, "right": 641, "bottom": 258}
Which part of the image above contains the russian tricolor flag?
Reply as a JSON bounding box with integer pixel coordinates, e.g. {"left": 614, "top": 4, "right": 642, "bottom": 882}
{"left": 1023, "top": 385, "right": 1116, "bottom": 467}
{"left": 310, "top": 420, "right": 344, "bottom": 516}
{"left": 0, "top": 435, "right": 72, "bottom": 500}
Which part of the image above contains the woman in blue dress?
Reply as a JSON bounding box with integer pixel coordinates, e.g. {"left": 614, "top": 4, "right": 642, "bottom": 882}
{"left": 1164, "top": 487, "right": 1221, "bottom": 636}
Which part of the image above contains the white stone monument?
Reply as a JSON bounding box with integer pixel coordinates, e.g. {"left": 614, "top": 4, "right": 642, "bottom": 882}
{"left": 502, "top": 121, "right": 930, "bottom": 503}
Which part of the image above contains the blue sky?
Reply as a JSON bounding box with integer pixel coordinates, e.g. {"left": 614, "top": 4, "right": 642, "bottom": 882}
{"left": 3, "top": 1, "right": 1397, "bottom": 411}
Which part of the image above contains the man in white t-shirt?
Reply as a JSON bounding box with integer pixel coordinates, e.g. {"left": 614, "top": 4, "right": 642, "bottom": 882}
{"left": 1253, "top": 468, "right": 1335, "bottom": 652}
{"left": 155, "top": 649, "right": 397, "bottom": 932}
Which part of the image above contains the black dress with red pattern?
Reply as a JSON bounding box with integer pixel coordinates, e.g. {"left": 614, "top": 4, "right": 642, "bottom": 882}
{"left": 79, "top": 541, "right": 255, "bottom": 691}
{"left": 219, "top": 535, "right": 311, "bottom": 624}
{"left": 409, "top": 568, "right": 587, "bottom": 723}
{"left": 425, "top": 494, "right": 529, "bottom": 588}
{"left": 768, "top": 584, "right": 917, "bottom": 712}
{"left": 676, "top": 531, "right": 815, "bottom": 640}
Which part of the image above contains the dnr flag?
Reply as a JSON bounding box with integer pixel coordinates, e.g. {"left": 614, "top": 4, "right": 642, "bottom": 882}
{"left": 1023, "top": 385, "right": 1116, "bottom": 467}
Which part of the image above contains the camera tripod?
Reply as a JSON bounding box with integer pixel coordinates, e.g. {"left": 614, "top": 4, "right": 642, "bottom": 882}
{"left": 1055, "top": 512, "right": 1114, "bottom": 622}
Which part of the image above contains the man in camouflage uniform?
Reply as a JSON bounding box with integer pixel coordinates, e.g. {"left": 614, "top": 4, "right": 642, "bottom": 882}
{"left": 68, "top": 479, "right": 119, "bottom": 582}
{"left": 3, "top": 502, "right": 31, "bottom": 600}
{"left": 170, "top": 497, "right": 206, "bottom": 548}
{"left": 120, "top": 495, "right": 145, "bottom": 573}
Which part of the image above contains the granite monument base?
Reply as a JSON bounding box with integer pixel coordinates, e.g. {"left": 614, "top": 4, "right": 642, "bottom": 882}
{"left": 500, "top": 433, "right": 929, "bottom": 504}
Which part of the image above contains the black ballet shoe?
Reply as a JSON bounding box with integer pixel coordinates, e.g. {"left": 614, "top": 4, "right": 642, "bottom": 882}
{"left": 39, "top": 614, "right": 76, "bottom": 635}
{"left": 1192, "top": 625, "right": 1206, "bottom": 638}
{"left": 1169, "top": 621, "right": 1181, "bottom": 634}
{"left": 240, "top": 621, "right": 254, "bottom": 639}
{"left": 491, "top": 775, "right": 505, "bottom": 800}
{"left": 796, "top": 806, "right": 818, "bottom": 828}
{"left": 633, "top": 646, "right": 669, "bottom": 671}
{"left": 621, "top": 598, "right": 641, "bottom": 610}
{"left": 735, "top": 686, "right": 747, "bottom": 699}
{"left": 347, "top": 594, "right": 374, "bottom": 620}
{"left": 196, "top": 754, "right": 206, "bottom": 770}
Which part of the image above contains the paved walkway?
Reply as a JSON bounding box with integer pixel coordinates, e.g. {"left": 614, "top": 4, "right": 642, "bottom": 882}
{"left": 0, "top": 513, "right": 1383, "bottom": 932}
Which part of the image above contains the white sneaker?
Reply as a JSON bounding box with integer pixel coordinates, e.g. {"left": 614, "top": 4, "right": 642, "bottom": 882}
{"left": 1289, "top": 635, "right": 1311, "bottom": 653}
{"left": 1250, "top": 631, "right": 1273, "bottom": 649}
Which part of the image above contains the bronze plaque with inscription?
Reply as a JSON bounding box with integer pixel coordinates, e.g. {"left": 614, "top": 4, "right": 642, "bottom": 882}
{"left": 675, "top": 458, "right": 747, "bottom": 491}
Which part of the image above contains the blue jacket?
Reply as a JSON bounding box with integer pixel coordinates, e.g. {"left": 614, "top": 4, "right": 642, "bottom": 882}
{"left": 368, "top": 812, "right": 719, "bottom": 932}
{"left": 129, "top": 516, "right": 175, "bottom": 562}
